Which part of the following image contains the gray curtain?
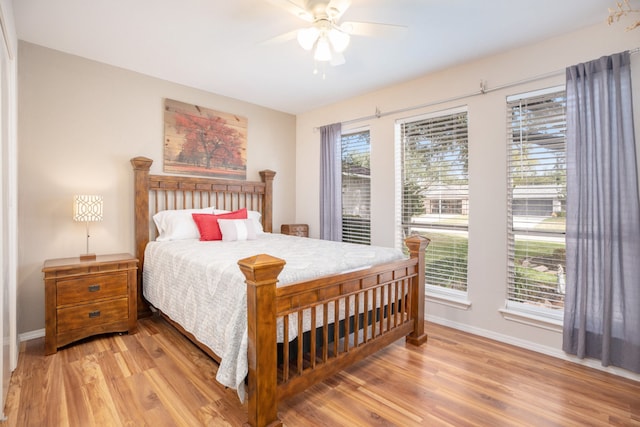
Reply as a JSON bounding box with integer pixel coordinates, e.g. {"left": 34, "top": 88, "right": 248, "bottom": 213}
{"left": 320, "top": 123, "right": 342, "bottom": 241}
{"left": 563, "top": 51, "right": 640, "bottom": 373}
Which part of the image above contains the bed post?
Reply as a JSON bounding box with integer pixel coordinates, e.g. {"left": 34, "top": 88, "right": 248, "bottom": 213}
{"left": 259, "top": 170, "right": 275, "bottom": 233}
{"left": 238, "top": 254, "right": 286, "bottom": 427}
{"left": 405, "top": 235, "right": 430, "bottom": 346}
{"left": 131, "top": 156, "right": 153, "bottom": 318}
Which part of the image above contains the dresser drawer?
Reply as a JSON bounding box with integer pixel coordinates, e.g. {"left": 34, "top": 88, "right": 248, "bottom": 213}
{"left": 57, "top": 297, "right": 129, "bottom": 333}
{"left": 57, "top": 272, "right": 128, "bottom": 306}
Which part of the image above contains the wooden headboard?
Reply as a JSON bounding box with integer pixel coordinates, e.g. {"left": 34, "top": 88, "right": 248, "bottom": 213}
{"left": 131, "top": 156, "right": 275, "bottom": 316}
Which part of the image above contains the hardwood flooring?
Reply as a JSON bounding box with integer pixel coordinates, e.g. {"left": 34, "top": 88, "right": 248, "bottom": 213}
{"left": 3, "top": 316, "right": 639, "bottom": 426}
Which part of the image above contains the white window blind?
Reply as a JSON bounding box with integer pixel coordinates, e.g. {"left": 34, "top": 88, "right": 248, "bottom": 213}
{"left": 341, "top": 130, "right": 371, "bottom": 245}
{"left": 507, "top": 87, "right": 566, "bottom": 314}
{"left": 398, "top": 107, "right": 469, "bottom": 292}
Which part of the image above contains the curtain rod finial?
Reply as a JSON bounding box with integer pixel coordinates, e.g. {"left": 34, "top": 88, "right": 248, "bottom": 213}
{"left": 480, "top": 80, "right": 487, "bottom": 94}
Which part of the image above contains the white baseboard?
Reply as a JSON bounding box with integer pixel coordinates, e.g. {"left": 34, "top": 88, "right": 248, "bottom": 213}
{"left": 426, "top": 314, "right": 640, "bottom": 383}
{"left": 18, "top": 328, "right": 44, "bottom": 343}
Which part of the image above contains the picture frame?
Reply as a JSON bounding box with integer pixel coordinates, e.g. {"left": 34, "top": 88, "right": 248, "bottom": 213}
{"left": 163, "top": 98, "right": 247, "bottom": 179}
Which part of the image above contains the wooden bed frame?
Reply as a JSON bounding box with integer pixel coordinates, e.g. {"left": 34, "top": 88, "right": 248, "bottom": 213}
{"left": 131, "top": 156, "right": 429, "bottom": 427}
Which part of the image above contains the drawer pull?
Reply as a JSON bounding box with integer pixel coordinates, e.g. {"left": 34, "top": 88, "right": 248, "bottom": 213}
{"left": 88, "top": 310, "right": 101, "bottom": 318}
{"left": 88, "top": 284, "right": 101, "bottom": 292}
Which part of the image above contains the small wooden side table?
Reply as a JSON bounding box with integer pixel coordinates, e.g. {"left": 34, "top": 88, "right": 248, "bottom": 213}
{"left": 280, "top": 224, "right": 309, "bottom": 237}
{"left": 43, "top": 253, "right": 138, "bottom": 355}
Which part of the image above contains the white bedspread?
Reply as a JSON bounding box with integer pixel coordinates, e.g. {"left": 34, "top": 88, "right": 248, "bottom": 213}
{"left": 142, "top": 233, "right": 404, "bottom": 401}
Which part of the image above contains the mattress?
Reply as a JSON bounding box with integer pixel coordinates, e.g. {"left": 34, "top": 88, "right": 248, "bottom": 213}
{"left": 142, "top": 233, "right": 404, "bottom": 400}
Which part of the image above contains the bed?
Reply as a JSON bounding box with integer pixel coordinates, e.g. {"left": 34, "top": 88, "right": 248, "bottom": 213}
{"left": 131, "top": 156, "right": 429, "bottom": 427}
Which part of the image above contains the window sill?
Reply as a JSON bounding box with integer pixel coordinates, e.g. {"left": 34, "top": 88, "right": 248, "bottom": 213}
{"left": 426, "top": 288, "right": 472, "bottom": 310}
{"left": 499, "top": 307, "right": 563, "bottom": 333}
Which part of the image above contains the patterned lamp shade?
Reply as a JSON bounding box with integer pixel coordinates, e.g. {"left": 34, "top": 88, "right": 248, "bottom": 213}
{"left": 74, "top": 195, "right": 103, "bottom": 261}
{"left": 73, "top": 195, "right": 103, "bottom": 222}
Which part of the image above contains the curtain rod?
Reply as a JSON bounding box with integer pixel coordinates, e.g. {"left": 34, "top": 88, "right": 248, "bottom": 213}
{"left": 319, "top": 47, "right": 640, "bottom": 130}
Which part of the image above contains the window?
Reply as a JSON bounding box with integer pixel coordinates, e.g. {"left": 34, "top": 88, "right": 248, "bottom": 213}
{"left": 430, "top": 199, "right": 463, "bottom": 215}
{"left": 341, "top": 130, "right": 371, "bottom": 245}
{"left": 397, "top": 107, "right": 469, "bottom": 292}
{"left": 507, "top": 87, "right": 566, "bottom": 317}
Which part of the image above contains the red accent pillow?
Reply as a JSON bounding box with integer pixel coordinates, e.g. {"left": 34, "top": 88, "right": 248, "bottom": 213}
{"left": 192, "top": 208, "right": 248, "bottom": 241}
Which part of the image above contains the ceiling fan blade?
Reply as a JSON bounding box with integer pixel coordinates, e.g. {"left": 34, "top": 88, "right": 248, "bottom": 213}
{"left": 343, "top": 21, "right": 408, "bottom": 38}
{"left": 259, "top": 29, "right": 299, "bottom": 45}
{"left": 326, "top": 0, "right": 351, "bottom": 20}
{"left": 330, "top": 51, "right": 346, "bottom": 66}
{"left": 264, "top": 0, "right": 314, "bottom": 22}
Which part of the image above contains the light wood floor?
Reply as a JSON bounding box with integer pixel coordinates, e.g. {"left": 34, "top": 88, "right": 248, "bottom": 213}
{"left": 3, "top": 316, "right": 639, "bottom": 426}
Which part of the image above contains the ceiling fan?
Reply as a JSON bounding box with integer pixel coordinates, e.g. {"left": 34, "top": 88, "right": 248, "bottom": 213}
{"left": 264, "top": 0, "right": 407, "bottom": 67}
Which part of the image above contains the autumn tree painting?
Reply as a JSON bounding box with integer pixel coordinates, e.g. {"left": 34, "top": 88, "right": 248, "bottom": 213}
{"left": 164, "top": 99, "right": 247, "bottom": 179}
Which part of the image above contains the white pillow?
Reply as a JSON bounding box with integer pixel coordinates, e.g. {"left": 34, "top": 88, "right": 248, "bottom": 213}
{"left": 153, "top": 207, "right": 215, "bottom": 241}
{"left": 213, "top": 209, "right": 264, "bottom": 234}
{"left": 217, "top": 218, "right": 258, "bottom": 241}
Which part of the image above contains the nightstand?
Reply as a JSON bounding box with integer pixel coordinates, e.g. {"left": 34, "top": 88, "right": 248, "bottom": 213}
{"left": 281, "top": 224, "right": 309, "bottom": 237}
{"left": 43, "top": 253, "right": 138, "bottom": 355}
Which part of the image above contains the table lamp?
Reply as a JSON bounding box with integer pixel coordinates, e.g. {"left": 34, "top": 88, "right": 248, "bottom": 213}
{"left": 73, "top": 195, "right": 103, "bottom": 261}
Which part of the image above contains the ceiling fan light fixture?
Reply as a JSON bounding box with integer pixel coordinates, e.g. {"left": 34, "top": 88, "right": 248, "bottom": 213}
{"left": 314, "top": 36, "right": 332, "bottom": 61}
{"left": 328, "top": 28, "right": 350, "bottom": 53}
{"left": 297, "top": 26, "right": 319, "bottom": 50}
{"left": 266, "top": 0, "right": 409, "bottom": 73}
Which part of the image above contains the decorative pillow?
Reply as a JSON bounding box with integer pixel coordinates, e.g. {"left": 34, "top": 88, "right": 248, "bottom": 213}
{"left": 153, "top": 207, "right": 215, "bottom": 241}
{"left": 217, "top": 219, "right": 258, "bottom": 241}
{"left": 192, "top": 208, "right": 248, "bottom": 241}
{"left": 248, "top": 210, "right": 264, "bottom": 234}
{"left": 213, "top": 209, "right": 264, "bottom": 234}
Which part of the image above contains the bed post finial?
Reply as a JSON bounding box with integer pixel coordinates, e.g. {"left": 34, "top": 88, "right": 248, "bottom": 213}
{"left": 238, "top": 254, "right": 285, "bottom": 427}
{"left": 131, "top": 156, "right": 153, "bottom": 171}
{"left": 259, "top": 170, "right": 276, "bottom": 233}
{"left": 131, "top": 156, "right": 153, "bottom": 318}
{"left": 405, "top": 234, "right": 430, "bottom": 346}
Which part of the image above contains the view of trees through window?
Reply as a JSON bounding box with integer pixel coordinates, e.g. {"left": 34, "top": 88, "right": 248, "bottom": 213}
{"left": 341, "top": 130, "right": 371, "bottom": 245}
{"left": 398, "top": 108, "right": 469, "bottom": 292}
{"left": 507, "top": 88, "right": 567, "bottom": 312}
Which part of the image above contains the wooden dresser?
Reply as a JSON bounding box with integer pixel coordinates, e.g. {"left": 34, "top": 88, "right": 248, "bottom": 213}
{"left": 43, "top": 253, "right": 138, "bottom": 355}
{"left": 280, "top": 223, "right": 309, "bottom": 237}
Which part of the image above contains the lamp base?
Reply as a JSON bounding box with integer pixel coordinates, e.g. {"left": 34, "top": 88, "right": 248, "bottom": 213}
{"left": 80, "top": 253, "right": 97, "bottom": 261}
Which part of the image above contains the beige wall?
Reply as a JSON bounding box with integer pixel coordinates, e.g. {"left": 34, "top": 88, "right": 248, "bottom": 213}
{"left": 17, "top": 41, "right": 296, "bottom": 334}
{"left": 295, "top": 21, "right": 640, "bottom": 376}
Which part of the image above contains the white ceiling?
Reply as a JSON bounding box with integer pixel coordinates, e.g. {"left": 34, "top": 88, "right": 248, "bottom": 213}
{"left": 14, "top": 0, "right": 613, "bottom": 114}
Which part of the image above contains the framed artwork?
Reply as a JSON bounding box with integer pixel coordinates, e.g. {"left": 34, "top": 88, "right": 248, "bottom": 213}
{"left": 163, "top": 98, "right": 247, "bottom": 179}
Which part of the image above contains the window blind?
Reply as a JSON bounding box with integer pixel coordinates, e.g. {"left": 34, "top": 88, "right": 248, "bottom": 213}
{"left": 506, "top": 87, "right": 566, "bottom": 312}
{"left": 341, "top": 130, "right": 371, "bottom": 245}
{"left": 398, "top": 107, "right": 469, "bottom": 292}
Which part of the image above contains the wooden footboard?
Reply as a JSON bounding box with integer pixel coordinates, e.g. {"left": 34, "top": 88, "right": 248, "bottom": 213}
{"left": 239, "top": 235, "right": 429, "bottom": 427}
